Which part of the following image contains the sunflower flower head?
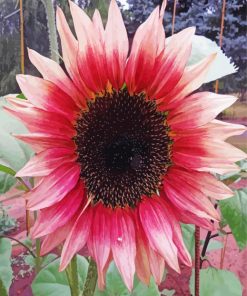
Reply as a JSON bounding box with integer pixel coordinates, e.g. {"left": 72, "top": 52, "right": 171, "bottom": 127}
{"left": 5, "top": 0, "right": 246, "bottom": 291}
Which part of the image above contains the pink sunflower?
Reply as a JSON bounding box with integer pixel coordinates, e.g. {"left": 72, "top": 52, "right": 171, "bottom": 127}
{"left": 5, "top": 0, "right": 246, "bottom": 291}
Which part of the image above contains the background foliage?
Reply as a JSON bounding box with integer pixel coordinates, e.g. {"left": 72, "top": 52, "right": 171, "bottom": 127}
{"left": 0, "top": 0, "right": 246, "bottom": 97}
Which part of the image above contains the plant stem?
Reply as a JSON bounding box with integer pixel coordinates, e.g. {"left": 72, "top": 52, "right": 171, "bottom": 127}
{"left": 35, "top": 237, "right": 41, "bottom": 273}
{"left": 33, "top": 211, "right": 42, "bottom": 273}
{"left": 66, "top": 255, "right": 79, "bottom": 296}
{"left": 19, "top": 0, "right": 25, "bottom": 74}
{"left": 200, "top": 230, "right": 212, "bottom": 268}
{"left": 82, "top": 257, "right": 98, "bottom": 296}
{"left": 195, "top": 226, "right": 200, "bottom": 296}
{"left": 220, "top": 234, "right": 228, "bottom": 269}
{"left": 0, "top": 235, "right": 36, "bottom": 258}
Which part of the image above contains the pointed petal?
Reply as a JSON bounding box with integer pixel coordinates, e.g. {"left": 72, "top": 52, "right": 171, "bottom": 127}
{"left": 156, "top": 0, "right": 167, "bottom": 55}
{"left": 167, "top": 166, "right": 233, "bottom": 200}
{"left": 60, "top": 206, "right": 93, "bottom": 271}
{"left": 28, "top": 48, "right": 84, "bottom": 108}
{"left": 56, "top": 6, "right": 92, "bottom": 98}
{"left": 125, "top": 6, "right": 162, "bottom": 93}
{"left": 16, "top": 148, "right": 76, "bottom": 177}
{"left": 87, "top": 204, "right": 111, "bottom": 273}
{"left": 134, "top": 215, "right": 151, "bottom": 285}
{"left": 15, "top": 133, "right": 75, "bottom": 152}
{"left": 158, "top": 197, "right": 192, "bottom": 267}
{"left": 148, "top": 246, "right": 165, "bottom": 285}
{"left": 97, "top": 255, "right": 112, "bottom": 290}
{"left": 172, "top": 120, "right": 247, "bottom": 141}
{"left": 177, "top": 209, "right": 215, "bottom": 231}
{"left": 168, "top": 92, "right": 237, "bottom": 129}
{"left": 163, "top": 173, "right": 220, "bottom": 221}
{"left": 159, "top": 53, "right": 217, "bottom": 110}
{"left": 16, "top": 75, "right": 78, "bottom": 120}
{"left": 172, "top": 136, "right": 246, "bottom": 174}
{"left": 105, "top": 0, "right": 128, "bottom": 89}
{"left": 31, "top": 181, "right": 84, "bottom": 237}
{"left": 4, "top": 106, "right": 75, "bottom": 137}
{"left": 40, "top": 219, "right": 74, "bottom": 256}
{"left": 69, "top": 1, "right": 107, "bottom": 92}
{"left": 92, "top": 9, "right": 105, "bottom": 44}
{"left": 111, "top": 209, "right": 136, "bottom": 291}
{"left": 139, "top": 198, "right": 180, "bottom": 272}
{"left": 5, "top": 95, "right": 33, "bottom": 108}
{"left": 148, "top": 27, "right": 195, "bottom": 98}
{"left": 25, "top": 162, "right": 80, "bottom": 210}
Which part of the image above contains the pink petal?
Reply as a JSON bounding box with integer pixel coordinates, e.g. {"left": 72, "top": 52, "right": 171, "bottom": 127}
{"left": 40, "top": 220, "right": 74, "bottom": 256}
{"left": 97, "top": 255, "right": 112, "bottom": 290}
{"left": 105, "top": 0, "right": 129, "bottom": 89}
{"left": 168, "top": 92, "right": 237, "bottom": 129}
{"left": 139, "top": 198, "right": 180, "bottom": 272}
{"left": 125, "top": 6, "right": 162, "bottom": 93}
{"left": 5, "top": 96, "right": 33, "bottom": 108}
{"left": 92, "top": 9, "right": 105, "bottom": 45}
{"left": 59, "top": 206, "right": 93, "bottom": 271}
{"left": 148, "top": 27, "right": 195, "bottom": 98}
{"left": 159, "top": 53, "right": 217, "bottom": 110}
{"left": 205, "top": 120, "right": 247, "bottom": 140}
{"left": 163, "top": 174, "right": 220, "bottom": 221}
{"left": 15, "top": 133, "right": 74, "bottom": 152}
{"left": 56, "top": 6, "right": 92, "bottom": 98}
{"left": 177, "top": 209, "right": 215, "bottom": 231}
{"left": 111, "top": 208, "right": 136, "bottom": 291}
{"left": 87, "top": 204, "right": 111, "bottom": 273}
{"left": 167, "top": 166, "right": 233, "bottom": 200}
{"left": 69, "top": 1, "right": 107, "bottom": 93}
{"left": 16, "top": 148, "right": 76, "bottom": 177}
{"left": 31, "top": 181, "right": 84, "bottom": 238}
{"left": 135, "top": 215, "right": 151, "bottom": 285}
{"left": 171, "top": 119, "right": 247, "bottom": 141}
{"left": 173, "top": 136, "right": 246, "bottom": 174}
{"left": 4, "top": 106, "right": 75, "bottom": 137}
{"left": 156, "top": 0, "right": 167, "bottom": 55}
{"left": 26, "top": 162, "right": 80, "bottom": 210}
{"left": 148, "top": 246, "right": 165, "bottom": 285}
{"left": 28, "top": 48, "right": 85, "bottom": 108}
{"left": 158, "top": 198, "right": 192, "bottom": 267}
{"left": 16, "top": 75, "right": 78, "bottom": 121}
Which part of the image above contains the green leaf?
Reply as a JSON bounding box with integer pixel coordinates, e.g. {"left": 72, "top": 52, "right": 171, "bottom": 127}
{"left": 181, "top": 224, "right": 195, "bottom": 258}
{"left": 0, "top": 238, "right": 13, "bottom": 296}
{"left": 32, "top": 255, "right": 88, "bottom": 296}
{"left": 16, "top": 93, "right": 26, "bottom": 100}
{"left": 94, "top": 262, "right": 161, "bottom": 296}
{"left": 219, "top": 189, "right": 247, "bottom": 250}
{"left": 0, "top": 98, "right": 33, "bottom": 193}
{"left": 188, "top": 35, "right": 237, "bottom": 83}
{"left": 190, "top": 268, "right": 242, "bottom": 296}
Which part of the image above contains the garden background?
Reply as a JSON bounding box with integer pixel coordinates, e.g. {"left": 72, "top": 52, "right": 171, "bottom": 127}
{"left": 0, "top": 1, "right": 246, "bottom": 295}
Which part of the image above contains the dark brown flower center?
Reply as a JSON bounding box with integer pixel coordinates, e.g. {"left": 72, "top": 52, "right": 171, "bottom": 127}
{"left": 74, "top": 89, "right": 171, "bottom": 208}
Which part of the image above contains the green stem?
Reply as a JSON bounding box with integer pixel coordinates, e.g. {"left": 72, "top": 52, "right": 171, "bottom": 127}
{"left": 66, "top": 256, "right": 79, "bottom": 296}
{"left": 33, "top": 211, "right": 42, "bottom": 273}
{"left": 82, "top": 258, "right": 98, "bottom": 296}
